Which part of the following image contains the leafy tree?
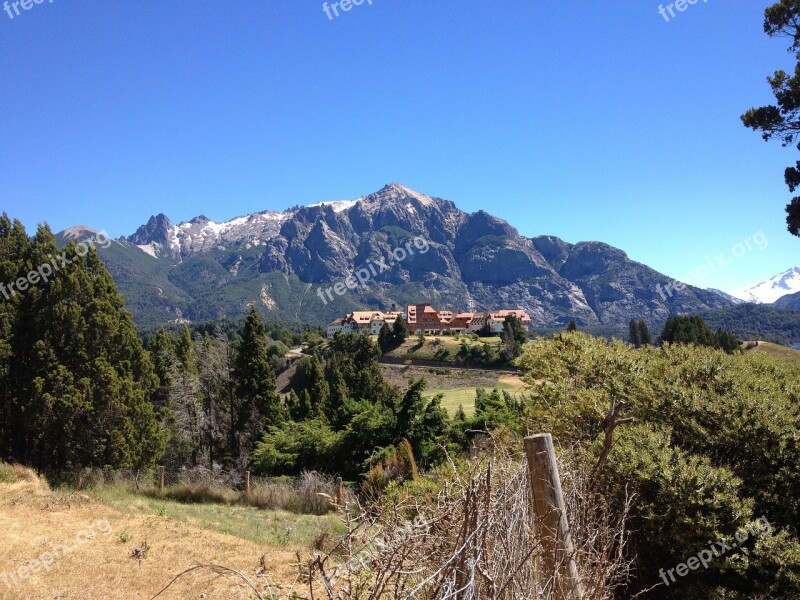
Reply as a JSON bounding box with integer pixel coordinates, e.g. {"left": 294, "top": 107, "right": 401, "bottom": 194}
{"left": 741, "top": 1, "right": 800, "bottom": 235}
{"left": 516, "top": 333, "right": 800, "bottom": 599}
{"left": 255, "top": 333, "right": 450, "bottom": 479}
{"left": 566, "top": 320, "right": 578, "bottom": 332}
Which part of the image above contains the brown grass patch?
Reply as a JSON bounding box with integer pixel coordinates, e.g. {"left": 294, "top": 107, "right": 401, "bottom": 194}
{"left": 0, "top": 466, "right": 313, "bottom": 599}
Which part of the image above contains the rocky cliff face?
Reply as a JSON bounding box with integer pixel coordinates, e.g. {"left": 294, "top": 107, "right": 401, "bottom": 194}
{"left": 101, "top": 183, "right": 730, "bottom": 327}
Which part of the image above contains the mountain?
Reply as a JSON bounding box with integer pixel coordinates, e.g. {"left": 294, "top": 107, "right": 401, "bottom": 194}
{"left": 774, "top": 291, "right": 800, "bottom": 310}
{"left": 708, "top": 289, "right": 746, "bottom": 305}
{"left": 57, "top": 184, "right": 731, "bottom": 329}
{"left": 731, "top": 266, "right": 800, "bottom": 304}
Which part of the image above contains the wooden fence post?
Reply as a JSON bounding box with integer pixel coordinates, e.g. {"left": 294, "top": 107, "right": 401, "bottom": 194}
{"left": 335, "top": 476, "right": 343, "bottom": 506}
{"left": 159, "top": 467, "right": 165, "bottom": 494}
{"left": 244, "top": 470, "right": 251, "bottom": 499}
{"left": 524, "top": 433, "right": 583, "bottom": 600}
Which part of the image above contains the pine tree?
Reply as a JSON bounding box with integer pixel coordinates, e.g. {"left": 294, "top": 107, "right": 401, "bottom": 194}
{"left": 629, "top": 320, "right": 641, "bottom": 348}
{"left": 566, "top": 320, "right": 578, "bottom": 332}
{"left": 378, "top": 322, "right": 393, "bottom": 353}
{"left": 637, "top": 319, "right": 652, "bottom": 347}
{"left": 8, "top": 226, "right": 164, "bottom": 470}
{"left": 232, "top": 308, "right": 280, "bottom": 465}
{"left": 392, "top": 315, "right": 410, "bottom": 343}
{"left": 0, "top": 214, "right": 29, "bottom": 459}
{"left": 290, "top": 355, "right": 328, "bottom": 418}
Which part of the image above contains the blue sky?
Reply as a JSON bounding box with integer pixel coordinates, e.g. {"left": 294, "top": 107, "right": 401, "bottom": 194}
{"left": 0, "top": 0, "right": 796, "bottom": 293}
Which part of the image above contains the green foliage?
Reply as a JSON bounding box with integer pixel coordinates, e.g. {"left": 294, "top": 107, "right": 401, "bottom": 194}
{"left": 660, "top": 315, "right": 741, "bottom": 354}
{"left": 0, "top": 216, "right": 164, "bottom": 471}
{"left": 392, "top": 315, "right": 410, "bottom": 343}
{"left": 629, "top": 319, "right": 640, "bottom": 347}
{"left": 500, "top": 314, "right": 527, "bottom": 360}
{"left": 455, "top": 339, "right": 503, "bottom": 367}
{"left": 378, "top": 322, "right": 393, "bottom": 353}
{"left": 253, "top": 333, "right": 450, "bottom": 480}
{"left": 741, "top": 1, "right": 800, "bottom": 235}
{"left": 515, "top": 332, "right": 800, "bottom": 598}
{"left": 361, "top": 439, "right": 419, "bottom": 499}
{"left": 638, "top": 319, "right": 652, "bottom": 346}
{"left": 232, "top": 309, "right": 281, "bottom": 463}
{"left": 629, "top": 319, "right": 652, "bottom": 348}
{"left": 698, "top": 304, "right": 800, "bottom": 345}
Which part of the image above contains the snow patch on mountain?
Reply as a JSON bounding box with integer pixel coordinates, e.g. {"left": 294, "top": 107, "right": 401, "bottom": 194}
{"left": 308, "top": 199, "right": 360, "bottom": 212}
{"left": 730, "top": 266, "right": 800, "bottom": 304}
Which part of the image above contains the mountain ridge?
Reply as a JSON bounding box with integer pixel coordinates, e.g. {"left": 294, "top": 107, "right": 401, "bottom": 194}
{"left": 732, "top": 266, "right": 800, "bottom": 304}
{"left": 59, "top": 184, "right": 731, "bottom": 328}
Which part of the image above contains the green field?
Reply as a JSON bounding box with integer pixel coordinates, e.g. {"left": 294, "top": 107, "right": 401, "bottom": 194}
{"left": 431, "top": 376, "right": 527, "bottom": 415}
{"left": 380, "top": 363, "right": 526, "bottom": 416}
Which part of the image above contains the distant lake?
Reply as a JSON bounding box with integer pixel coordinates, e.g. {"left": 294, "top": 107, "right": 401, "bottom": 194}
{"left": 794, "top": 343, "right": 800, "bottom": 351}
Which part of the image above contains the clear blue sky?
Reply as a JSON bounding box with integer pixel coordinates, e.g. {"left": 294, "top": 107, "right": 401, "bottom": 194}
{"left": 0, "top": 0, "right": 796, "bottom": 293}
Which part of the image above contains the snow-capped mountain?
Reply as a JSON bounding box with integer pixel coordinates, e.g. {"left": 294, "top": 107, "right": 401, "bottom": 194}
{"left": 125, "top": 199, "right": 371, "bottom": 259}
{"left": 731, "top": 266, "right": 800, "bottom": 304}
{"left": 102, "top": 183, "right": 729, "bottom": 328}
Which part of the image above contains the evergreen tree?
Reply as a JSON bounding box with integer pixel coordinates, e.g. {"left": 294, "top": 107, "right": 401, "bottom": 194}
{"left": 742, "top": 1, "right": 800, "bottom": 236}
{"left": 232, "top": 308, "right": 280, "bottom": 466}
{"left": 392, "top": 315, "right": 410, "bottom": 343}
{"left": 0, "top": 214, "right": 29, "bottom": 459}
{"left": 147, "top": 328, "right": 175, "bottom": 412}
{"left": 378, "top": 322, "right": 393, "bottom": 353}
{"left": 501, "top": 316, "right": 526, "bottom": 360}
{"left": 290, "top": 355, "right": 328, "bottom": 419}
{"left": 6, "top": 225, "right": 164, "bottom": 470}
{"left": 566, "top": 320, "right": 578, "bottom": 332}
{"left": 660, "top": 316, "right": 740, "bottom": 354}
{"left": 637, "top": 319, "right": 652, "bottom": 346}
{"left": 629, "top": 319, "right": 641, "bottom": 348}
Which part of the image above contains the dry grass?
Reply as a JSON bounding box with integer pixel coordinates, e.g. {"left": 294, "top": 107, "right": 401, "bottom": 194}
{"left": 98, "top": 468, "right": 351, "bottom": 516}
{"left": 306, "top": 439, "right": 633, "bottom": 599}
{"left": 742, "top": 340, "right": 800, "bottom": 368}
{"left": 0, "top": 464, "right": 342, "bottom": 599}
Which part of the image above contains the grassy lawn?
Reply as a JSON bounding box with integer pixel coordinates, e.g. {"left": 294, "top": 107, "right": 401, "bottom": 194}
{"left": 742, "top": 340, "right": 800, "bottom": 368}
{"left": 87, "top": 485, "right": 346, "bottom": 549}
{"left": 430, "top": 375, "right": 527, "bottom": 415}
